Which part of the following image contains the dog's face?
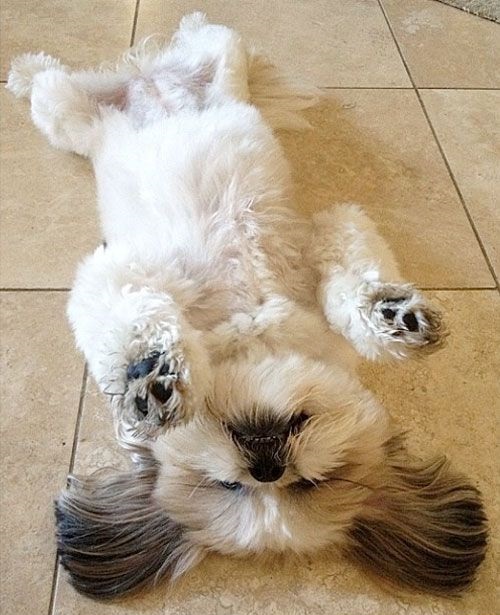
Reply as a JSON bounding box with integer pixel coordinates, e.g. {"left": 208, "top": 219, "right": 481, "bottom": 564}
{"left": 153, "top": 354, "right": 390, "bottom": 553}
{"left": 55, "top": 353, "right": 487, "bottom": 599}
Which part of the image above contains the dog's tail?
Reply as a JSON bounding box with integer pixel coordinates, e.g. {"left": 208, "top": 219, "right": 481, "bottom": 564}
{"left": 247, "top": 48, "right": 320, "bottom": 130}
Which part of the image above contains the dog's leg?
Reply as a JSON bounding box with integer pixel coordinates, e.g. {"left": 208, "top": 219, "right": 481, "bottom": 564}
{"left": 68, "top": 247, "right": 211, "bottom": 438}
{"left": 8, "top": 58, "right": 101, "bottom": 156}
{"left": 7, "top": 53, "right": 137, "bottom": 156}
{"left": 310, "top": 204, "right": 445, "bottom": 360}
{"left": 31, "top": 69, "right": 100, "bottom": 156}
{"left": 168, "top": 12, "right": 250, "bottom": 103}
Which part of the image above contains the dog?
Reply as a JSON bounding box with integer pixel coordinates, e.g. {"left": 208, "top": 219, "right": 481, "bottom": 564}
{"left": 7, "top": 13, "right": 487, "bottom": 601}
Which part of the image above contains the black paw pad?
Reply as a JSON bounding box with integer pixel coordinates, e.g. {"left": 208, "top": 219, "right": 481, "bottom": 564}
{"left": 135, "top": 395, "right": 149, "bottom": 418}
{"left": 150, "top": 381, "right": 173, "bottom": 405}
{"left": 402, "top": 312, "right": 419, "bottom": 332}
{"left": 126, "top": 352, "right": 161, "bottom": 380}
{"left": 382, "top": 308, "right": 396, "bottom": 321}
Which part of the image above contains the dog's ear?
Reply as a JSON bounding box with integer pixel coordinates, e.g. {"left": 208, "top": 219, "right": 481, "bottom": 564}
{"left": 345, "top": 454, "right": 488, "bottom": 595}
{"left": 55, "top": 458, "right": 202, "bottom": 600}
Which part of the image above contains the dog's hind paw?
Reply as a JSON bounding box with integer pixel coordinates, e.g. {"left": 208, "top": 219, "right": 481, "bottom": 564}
{"left": 359, "top": 283, "right": 446, "bottom": 359}
{"left": 123, "top": 350, "right": 190, "bottom": 434}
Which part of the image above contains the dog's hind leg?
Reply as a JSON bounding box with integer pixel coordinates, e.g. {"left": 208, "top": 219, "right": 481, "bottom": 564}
{"left": 7, "top": 56, "right": 104, "bottom": 157}
{"left": 29, "top": 68, "right": 104, "bottom": 157}
{"left": 7, "top": 53, "right": 137, "bottom": 156}
{"left": 170, "top": 12, "right": 250, "bottom": 103}
{"left": 67, "top": 247, "right": 211, "bottom": 441}
{"left": 310, "top": 204, "right": 446, "bottom": 360}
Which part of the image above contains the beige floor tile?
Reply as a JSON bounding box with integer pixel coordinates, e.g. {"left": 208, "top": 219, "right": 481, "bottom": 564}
{"left": 280, "top": 89, "right": 493, "bottom": 287}
{"left": 71, "top": 379, "right": 129, "bottom": 475}
{"left": 0, "top": 89, "right": 100, "bottom": 288}
{"left": 420, "top": 89, "right": 500, "bottom": 279}
{"left": 53, "top": 291, "right": 499, "bottom": 614}
{"left": 135, "top": 0, "right": 411, "bottom": 87}
{"left": 359, "top": 290, "right": 499, "bottom": 614}
{"left": 0, "top": 0, "right": 137, "bottom": 80}
{"left": 0, "top": 292, "right": 84, "bottom": 615}
{"left": 381, "top": 0, "right": 500, "bottom": 88}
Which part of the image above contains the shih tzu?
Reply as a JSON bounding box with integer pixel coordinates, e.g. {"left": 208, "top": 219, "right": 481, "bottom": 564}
{"left": 8, "top": 13, "right": 487, "bottom": 601}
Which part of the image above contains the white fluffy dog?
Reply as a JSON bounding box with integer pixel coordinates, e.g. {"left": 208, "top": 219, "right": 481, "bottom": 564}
{"left": 8, "top": 13, "right": 486, "bottom": 601}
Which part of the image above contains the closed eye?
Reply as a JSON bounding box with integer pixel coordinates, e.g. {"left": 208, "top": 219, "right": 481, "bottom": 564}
{"left": 219, "top": 481, "right": 243, "bottom": 491}
{"left": 289, "top": 411, "right": 310, "bottom": 434}
{"left": 292, "top": 478, "right": 321, "bottom": 490}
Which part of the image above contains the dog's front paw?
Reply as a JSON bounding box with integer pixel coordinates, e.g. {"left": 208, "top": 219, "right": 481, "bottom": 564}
{"left": 360, "top": 283, "right": 446, "bottom": 359}
{"left": 123, "top": 350, "right": 190, "bottom": 434}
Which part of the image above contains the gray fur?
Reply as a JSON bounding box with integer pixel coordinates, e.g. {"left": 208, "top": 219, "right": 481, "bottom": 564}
{"left": 346, "top": 451, "right": 488, "bottom": 595}
{"left": 55, "top": 456, "right": 198, "bottom": 599}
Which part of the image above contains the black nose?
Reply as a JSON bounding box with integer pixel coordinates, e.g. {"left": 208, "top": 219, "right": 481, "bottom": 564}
{"left": 249, "top": 463, "right": 285, "bottom": 483}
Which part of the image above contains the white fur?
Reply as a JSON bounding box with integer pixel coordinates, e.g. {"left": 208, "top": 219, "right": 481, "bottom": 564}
{"left": 9, "top": 13, "right": 446, "bottom": 562}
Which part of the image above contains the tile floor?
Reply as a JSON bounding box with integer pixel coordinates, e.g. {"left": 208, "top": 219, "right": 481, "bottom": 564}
{"left": 0, "top": 1, "right": 499, "bottom": 614}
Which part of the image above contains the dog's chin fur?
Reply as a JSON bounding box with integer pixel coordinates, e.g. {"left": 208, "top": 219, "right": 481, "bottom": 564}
{"left": 10, "top": 12, "right": 488, "bottom": 602}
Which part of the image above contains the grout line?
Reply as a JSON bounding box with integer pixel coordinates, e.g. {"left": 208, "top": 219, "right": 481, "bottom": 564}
{"left": 47, "top": 554, "right": 60, "bottom": 615}
{"left": 322, "top": 86, "right": 412, "bottom": 90}
{"left": 419, "top": 287, "right": 497, "bottom": 292}
{"left": 418, "top": 87, "right": 500, "bottom": 91}
{"left": 319, "top": 86, "right": 500, "bottom": 91}
{"left": 0, "top": 83, "right": 498, "bottom": 91}
{"left": 413, "top": 100, "right": 500, "bottom": 292}
{"left": 67, "top": 364, "right": 89, "bottom": 476}
{"left": 130, "top": 0, "right": 141, "bottom": 47}
{"left": 47, "top": 364, "right": 88, "bottom": 615}
{"left": 4, "top": 82, "right": 494, "bottom": 91}
{"left": 377, "top": 0, "right": 499, "bottom": 293}
{"left": 0, "top": 287, "right": 71, "bottom": 292}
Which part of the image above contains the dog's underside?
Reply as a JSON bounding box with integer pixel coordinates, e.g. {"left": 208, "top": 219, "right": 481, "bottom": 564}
{"left": 8, "top": 13, "right": 487, "bottom": 601}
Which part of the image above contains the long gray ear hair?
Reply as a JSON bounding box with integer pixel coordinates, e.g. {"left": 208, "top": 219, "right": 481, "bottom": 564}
{"left": 345, "top": 440, "right": 488, "bottom": 595}
{"left": 55, "top": 453, "right": 202, "bottom": 600}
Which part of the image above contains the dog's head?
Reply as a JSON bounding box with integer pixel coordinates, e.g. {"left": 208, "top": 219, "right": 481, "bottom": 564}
{"left": 56, "top": 354, "right": 487, "bottom": 600}
{"left": 152, "top": 354, "right": 389, "bottom": 553}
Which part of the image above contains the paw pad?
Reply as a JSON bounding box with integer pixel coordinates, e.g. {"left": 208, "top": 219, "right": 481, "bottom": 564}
{"left": 379, "top": 297, "right": 421, "bottom": 333}
{"left": 125, "top": 352, "right": 181, "bottom": 428}
{"left": 402, "top": 312, "right": 419, "bottom": 332}
{"left": 126, "top": 352, "right": 161, "bottom": 380}
{"left": 365, "top": 283, "right": 446, "bottom": 358}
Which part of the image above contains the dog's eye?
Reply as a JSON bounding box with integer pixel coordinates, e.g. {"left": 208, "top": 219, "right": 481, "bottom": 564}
{"left": 289, "top": 412, "right": 309, "bottom": 433}
{"left": 219, "top": 481, "right": 243, "bottom": 491}
{"left": 292, "top": 478, "right": 317, "bottom": 490}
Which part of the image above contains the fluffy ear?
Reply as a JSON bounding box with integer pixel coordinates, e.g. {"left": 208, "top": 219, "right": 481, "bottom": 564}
{"left": 55, "top": 458, "right": 202, "bottom": 600}
{"left": 345, "top": 454, "right": 488, "bottom": 595}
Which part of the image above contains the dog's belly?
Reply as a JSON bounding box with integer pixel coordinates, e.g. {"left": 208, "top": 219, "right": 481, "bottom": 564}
{"left": 92, "top": 102, "right": 291, "bottom": 255}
